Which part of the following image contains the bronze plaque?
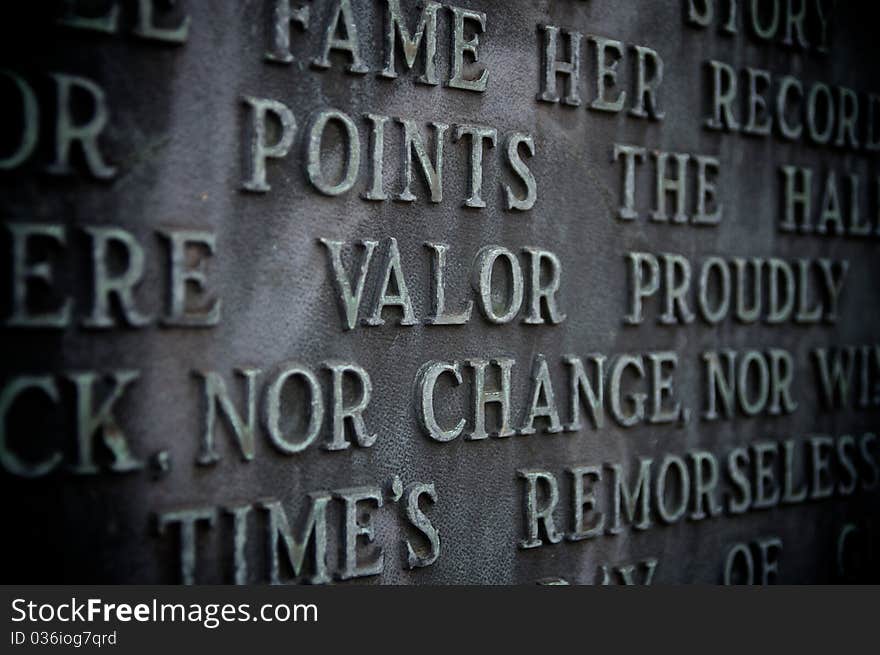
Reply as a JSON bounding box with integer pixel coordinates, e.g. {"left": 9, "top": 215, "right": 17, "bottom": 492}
{"left": 1, "top": 0, "right": 879, "bottom": 584}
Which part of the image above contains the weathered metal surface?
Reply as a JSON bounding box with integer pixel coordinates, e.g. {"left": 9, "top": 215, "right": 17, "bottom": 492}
{"left": 1, "top": 0, "right": 879, "bottom": 584}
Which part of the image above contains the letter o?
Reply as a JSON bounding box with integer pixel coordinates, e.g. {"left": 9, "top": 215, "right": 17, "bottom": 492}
{"left": 738, "top": 351, "right": 769, "bottom": 416}
{"left": 263, "top": 364, "right": 324, "bottom": 454}
{"left": 807, "top": 83, "right": 835, "bottom": 144}
{"left": 306, "top": 109, "right": 360, "bottom": 196}
{"left": 655, "top": 455, "right": 690, "bottom": 523}
{"left": 698, "top": 257, "right": 731, "bottom": 324}
{"left": 0, "top": 70, "right": 38, "bottom": 170}
{"left": 473, "top": 246, "right": 524, "bottom": 324}
{"left": 724, "top": 542, "right": 755, "bottom": 584}
{"left": 749, "top": 0, "right": 780, "bottom": 40}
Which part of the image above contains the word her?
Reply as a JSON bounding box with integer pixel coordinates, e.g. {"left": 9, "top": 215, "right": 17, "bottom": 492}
{"left": 537, "top": 25, "right": 665, "bottom": 120}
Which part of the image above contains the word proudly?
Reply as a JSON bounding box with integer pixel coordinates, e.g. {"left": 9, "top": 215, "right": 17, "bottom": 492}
{"left": 624, "top": 251, "right": 848, "bottom": 326}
